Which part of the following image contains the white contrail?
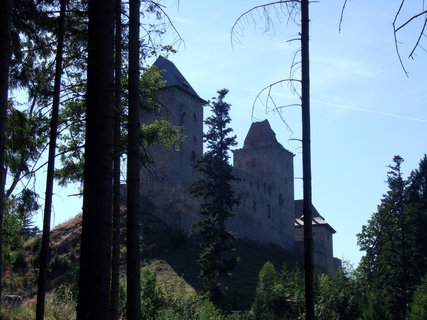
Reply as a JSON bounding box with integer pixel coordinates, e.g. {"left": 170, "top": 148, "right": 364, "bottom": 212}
{"left": 313, "top": 99, "right": 427, "bottom": 124}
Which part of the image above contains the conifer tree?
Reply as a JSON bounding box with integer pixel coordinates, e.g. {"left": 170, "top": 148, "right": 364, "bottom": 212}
{"left": 190, "top": 89, "right": 239, "bottom": 305}
{"left": 0, "top": 0, "right": 13, "bottom": 305}
{"left": 358, "top": 155, "right": 427, "bottom": 319}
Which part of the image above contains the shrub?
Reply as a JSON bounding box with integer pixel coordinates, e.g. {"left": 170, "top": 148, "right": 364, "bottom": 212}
{"left": 141, "top": 267, "right": 163, "bottom": 320}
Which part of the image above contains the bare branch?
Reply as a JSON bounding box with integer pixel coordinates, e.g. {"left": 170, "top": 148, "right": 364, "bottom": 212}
{"left": 395, "top": 9, "right": 427, "bottom": 32}
{"left": 251, "top": 78, "right": 301, "bottom": 133}
{"left": 393, "top": 0, "right": 410, "bottom": 76}
{"left": 339, "top": 0, "right": 349, "bottom": 33}
{"left": 230, "top": 1, "right": 300, "bottom": 49}
{"left": 408, "top": 17, "right": 427, "bottom": 59}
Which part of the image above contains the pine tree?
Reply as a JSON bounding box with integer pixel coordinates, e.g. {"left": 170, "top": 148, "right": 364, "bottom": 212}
{"left": 190, "top": 89, "right": 239, "bottom": 305}
{"left": 358, "top": 155, "right": 427, "bottom": 319}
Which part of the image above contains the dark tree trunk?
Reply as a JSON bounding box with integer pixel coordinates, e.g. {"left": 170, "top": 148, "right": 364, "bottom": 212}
{"left": 110, "top": 0, "right": 122, "bottom": 318}
{"left": 35, "top": 1, "right": 67, "bottom": 319}
{"left": 76, "top": 0, "right": 115, "bottom": 318}
{"left": 0, "top": 0, "right": 12, "bottom": 307}
{"left": 301, "top": 0, "right": 314, "bottom": 319}
{"left": 126, "top": 0, "right": 141, "bottom": 318}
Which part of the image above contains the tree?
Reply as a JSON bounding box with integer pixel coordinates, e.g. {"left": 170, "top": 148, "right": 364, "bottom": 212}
{"left": 76, "top": 0, "right": 115, "bottom": 318}
{"left": 251, "top": 262, "right": 285, "bottom": 320}
{"left": 190, "top": 88, "right": 239, "bottom": 305}
{"left": 357, "top": 155, "right": 427, "bottom": 319}
{"left": 110, "top": 0, "right": 123, "bottom": 318}
{"left": 0, "top": 0, "right": 13, "bottom": 304}
{"left": 36, "top": 1, "right": 67, "bottom": 318}
{"left": 126, "top": 0, "right": 142, "bottom": 317}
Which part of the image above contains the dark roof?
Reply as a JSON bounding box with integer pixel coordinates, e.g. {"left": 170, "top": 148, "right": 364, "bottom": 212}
{"left": 294, "top": 199, "right": 323, "bottom": 219}
{"left": 153, "top": 56, "right": 205, "bottom": 103}
{"left": 243, "top": 120, "right": 282, "bottom": 148}
{"left": 294, "top": 199, "right": 336, "bottom": 233}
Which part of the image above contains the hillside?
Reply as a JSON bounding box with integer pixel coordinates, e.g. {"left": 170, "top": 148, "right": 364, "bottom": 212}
{"left": 3, "top": 209, "right": 300, "bottom": 310}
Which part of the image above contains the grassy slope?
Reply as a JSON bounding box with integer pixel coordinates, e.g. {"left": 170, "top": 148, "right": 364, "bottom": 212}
{"left": 4, "top": 210, "right": 299, "bottom": 310}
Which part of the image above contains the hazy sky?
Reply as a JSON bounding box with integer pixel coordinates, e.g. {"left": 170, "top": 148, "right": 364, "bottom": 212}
{"left": 35, "top": 0, "right": 427, "bottom": 267}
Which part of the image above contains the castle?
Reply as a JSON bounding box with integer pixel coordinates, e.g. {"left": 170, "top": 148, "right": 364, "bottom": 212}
{"left": 141, "top": 56, "right": 340, "bottom": 274}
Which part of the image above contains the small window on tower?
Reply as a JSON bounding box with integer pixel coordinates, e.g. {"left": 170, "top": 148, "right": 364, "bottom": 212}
{"left": 279, "top": 193, "right": 284, "bottom": 206}
{"left": 193, "top": 112, "right": 197, "bottom": 121}
{"left": 253, "top": 200, "right": 257, "bottom": 211}
{"left": 267, "top": 205, "right": 271, "bottom": 218}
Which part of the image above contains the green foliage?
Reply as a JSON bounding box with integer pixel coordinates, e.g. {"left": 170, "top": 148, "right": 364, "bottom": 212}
{"left": 157, "top": 283, "right": 225, "bottom": 320}
{"left": 361, "top": 286, "right": 392, "bottom": 320}
{"left": 55, "top": 99, "right": 86, "bottom": 187}
{"left": 408, "top": 274, "right": 427, "bottom": 320}
{"left": 315, "top": 268, "right": 362, "bottom": 320}
{"left": 141, "top": 267, "right": 163, "bottom": 320}
{"left": 251, "top": 262, "right": 281, "bottom": 320}
{"left": 357, "top": 155, "right": 427, "bottom": 319}
{"left": 251, "top": 262, "right": 304, "bottom": 320}
{"left": 190, "top": 89, "right": 239, "bottom": 305}
{"left": 140, "top": 65, "right": 166, "bottom": 112}
{"left": 251, "top": 262, "right": 363, "bottom": 320}
{"left": 140, "top": 120, "right": 184, "bottom": 149}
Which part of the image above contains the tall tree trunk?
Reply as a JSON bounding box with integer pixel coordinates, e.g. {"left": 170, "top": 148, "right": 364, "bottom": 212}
{"left": 126, "top": 0, "right": 141, "bottom": 317}
{"left": 35, "top": 1, "right": 66, "bottom": 318}
{"left": 76, "top": 0, "right": 115, "bottom": 318}
{"left": 110, "top": 0, "right": 122, "bottom": 318}
{"left": 0, "top": 0, "right": 13, "bottom": 307}
{"left": 301, "top": 0, "right": 314, "bottom": 319}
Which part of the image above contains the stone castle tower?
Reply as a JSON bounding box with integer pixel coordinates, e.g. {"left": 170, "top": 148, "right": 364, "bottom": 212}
{"left": 141, "top": 56, "right": 340, "bottom": 274}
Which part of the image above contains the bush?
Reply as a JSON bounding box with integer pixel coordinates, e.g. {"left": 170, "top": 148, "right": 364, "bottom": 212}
{"left": 141, "top": 267, "right": 163, "bottom": 320}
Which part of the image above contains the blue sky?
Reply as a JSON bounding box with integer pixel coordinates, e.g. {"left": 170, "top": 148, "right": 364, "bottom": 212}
{"left": 35, "top": 0, "right": 427, "bottom": 267}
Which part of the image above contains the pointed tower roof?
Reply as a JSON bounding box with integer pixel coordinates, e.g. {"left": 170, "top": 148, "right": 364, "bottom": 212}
{"left": 243, "top": 120, "right": 282, "bottom": 148}
{"left": 153, "top": 56, "right": 205, "bottom": 103}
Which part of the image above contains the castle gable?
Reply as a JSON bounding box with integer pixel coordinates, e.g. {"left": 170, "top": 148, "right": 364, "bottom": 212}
{"left": 243, "top": 119, "right": 282, "bottom": 148}
{"left": 153, "top": 56, "right": 205, "bottom": 103}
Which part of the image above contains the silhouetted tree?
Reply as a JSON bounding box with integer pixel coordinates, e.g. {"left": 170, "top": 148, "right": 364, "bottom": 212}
{"left": 76, "top": 0, "right": 115, "bottom": 318}
{"left": 35, "top": 1, "right": 67, "bottom": 319}
{"left": 110, "top": 0, "right": 122, "bottom": 319}
{"left": 190, "top": 89, "right": 239, "bottom": 305}
{"left": 127, "top": 0, "right": 141, "bottom": 318}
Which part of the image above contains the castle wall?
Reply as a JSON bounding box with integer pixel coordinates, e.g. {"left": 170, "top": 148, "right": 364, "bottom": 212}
{"left": 227, "top": 168, "right": 295, "bottom": 250}
{"left": 295, "top": 225, "right": 335, "bottom": 274}
{"left": 231, "top": 143, "right": 296, "bottom": 250}
{"left": 140, "top": 87, "right": 204, "bottom": 231}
